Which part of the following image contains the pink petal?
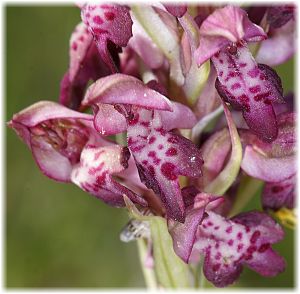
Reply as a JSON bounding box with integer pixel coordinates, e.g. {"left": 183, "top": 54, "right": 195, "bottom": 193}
{"left": 9, "top": 101, "right": 96, "bottom": 182}
{"left": 126, "top": 107, "right": 203, "bottom": 222}
{"left": 81, "top": 4, "right": 133, "bottom": 72}
{"left": 256, "top": 21, "right": 295, "bottom": 66}
{"left": 71, "top": 144, "right": 147, "bottom": 207}
{"left": 199, "top": 129, "right": 231, "bottom": 189}
{"left": 168, "top": 205, "right": 206, "bottom": 262}
{"left": 159, "top": 102, "right": 197, "bottom": 130}
{"left": 59, "top": 22, "right": 111, "bottom": 109}
{"left": 194, "top": 211, "right": 285, "bottom": 287}
{"left": 31, "top": 136, "right": 73, "bottom": 182}
{"left": 213, "top": 42, "right": 283, "bottom": 142}
{"left": 93, "top": 103, "right": 127, "bottom": 135}
{"left": 169, "top": 191, "right": 224, "bottom": 263}
{"left": 10, "top": 101, "right": 92, "bottom": 127}
{"left": 82, "top": 74, "right": 173, "bottom": 111}
{"left": 241, "top": 146, "right": 295, "bottom": 182}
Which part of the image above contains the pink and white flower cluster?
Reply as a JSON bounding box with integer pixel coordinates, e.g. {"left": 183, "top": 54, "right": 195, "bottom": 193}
{"left": 9, "top": 3, "right": 296, "bottom": 288}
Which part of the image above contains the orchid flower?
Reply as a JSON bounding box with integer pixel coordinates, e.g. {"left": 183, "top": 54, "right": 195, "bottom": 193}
{"left": 8, "top": 101, "right": 146, "bottom": 207}
{"left": 195, "top": 5, "right": 285, "bottom": 142}
{"left": 8, "top": 2, "right": 295, "bottom": 289}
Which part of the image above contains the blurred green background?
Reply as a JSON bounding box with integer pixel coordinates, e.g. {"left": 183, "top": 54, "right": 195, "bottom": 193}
{"left": 5, "top": 5, "right": 294, "bottom": 289}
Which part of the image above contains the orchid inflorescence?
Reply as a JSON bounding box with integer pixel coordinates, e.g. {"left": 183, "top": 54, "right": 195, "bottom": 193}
{"left": 8, "top": 2, "right": 296, "bottom": 288}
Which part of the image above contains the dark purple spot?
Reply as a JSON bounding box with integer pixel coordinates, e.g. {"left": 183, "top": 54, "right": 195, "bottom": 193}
{"left": 131, "top": 145, "right": 146, "bottom": 152}
{"left": 272, "top": 186, "right": 284, "bottom": 193}
{"left": 215, "top": 252, "right": 222, "bottom": 260}
{"left": 237, "top": 232, "right": 243, "bottom": 240}
{"left": 153, "top": 157, "right": 161, "bottom": 166}
{"left": 247, "top": 68, "right": 259, "bottom": 78}
{"left": 250, "top": 230, "right": 261, "bottom": 244}
{"left": 228, "top": 239, "right": 234, "bottom": 246}
{"left": 158, "top": 144, "right": 164, "bottom": 150}
{"left": 92, "top": 27, "right": 108, "bottom": 35}
{"left": 161, "top": 162, "right": 177, "bottom": 180}
{"left": 260, "top": 73, "right": 267, "bottom": 80}
{"left": 207, "top": 221, "right": 213, "bottom": 226}
{"left": 212, "top": 264, "right": 221, "bottom": 272}
{"left": 253, "top": 91, "right": 271, "bottom": 101}
{"left": 149, "top": 136, "right": 156, "bottom": 144}
{"left": 140, "top": 121, "right": 150, "bottom": 127}
{"left": 155, "top": 127, "right": 167, "bottom": 135}
{"left": 78, "top": 35, "right": 85, "bottom": 42}
{"left": 166, "top": 147, "right": 178, "bottom": 156}
{"left": 247, "top": 245, "right": 257, "bottom": 254}
{"left": 258, "top": 243, "right": 270, "bottom": 253}
{"left": 214, "top": 226, "right": 220, "bottom": 230}
{"left": 167, "top": 136, "right": 179, "bottom": 143}
{"left": 237, "top": 243, "right": 244, "bottom": 252}
{"left": 93, "top": 15, "right": 104, "bottom": 25}
{"left": 239, "top": 63, "right": 247, "bottom": 68}
{"left": 231, "top": 83, "right": 241, "bottom": 90}
{"left": 72, "top": 42, "right": 78, "bottom": 51}
{"left": 249, "top": 85, "right": 261, "bottom": 93}
{"left": 128, "top": 113, "right": 139, "bottom": 125}
{"left": 104, "top": 11, "right": 115, "bottom": 21}
{"left": 226, "top": 226, "right": 233, "bottom": 233}
{"left": 96, "top": 172, "right": 107, "bottom": 185}
{"left": 142, "top": 160, "right": 148, "bottom": 165}
{"left": 148, "top": 151, "right": 156, "bottom": 157}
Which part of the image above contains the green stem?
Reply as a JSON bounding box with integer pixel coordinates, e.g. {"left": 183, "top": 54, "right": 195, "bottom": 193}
{"left": 228, "top": 175, "right": 264, "bottom": 217}
{"left": 137, "top": 239, "right": 158, "bottom": 290}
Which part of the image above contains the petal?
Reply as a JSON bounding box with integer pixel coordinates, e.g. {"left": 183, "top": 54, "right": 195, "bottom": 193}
{"left": 9, "top": 101, "right": 95, "bottom": 182}
{"left": 246, "top": 248, "right": 286, "bottom": 277}
{"left": 93, "top": 103, "right": 127, "bottom": 136}
{"left": 81, "top": 4, "right": 133, "bottom": 72}
{"left": 241, "top": 146, "right": 296, "bottom": 182}
{"left": 203, "top": 251, "right": 243, "bottom": 287}
{"left": 59, "top": 22, "right": 111, "bottom": 109}
{"left": 126, "top": 108, "right": 203, "bottom": 222}
{"left": 195, "top": 5, "right": 266, "bottom": 65}
{"left": 10, "top": 101, "right": 92, "bottom": 127}
{"left": 199, "top": 128, "right": 231, "bottom": 189}
{"left": 262, "top": 174, "right": 296, "bottom": 210}
{"left": 31, "top": 136, "right": 73, "bottom": 182}
{"left": 168, "top": 191, "right": 224, "bottom": 263}
{"left": 194, "top": 211, "right": 285, "bottom": 287}
{"left": 71, "top": 144, "right": 147, "bottom": 207}
{"left": 82, "top": 73, "right": 173, "bottom": 111}
{"left": 256, "top": 20, "right": 295, "bottom": 66}
{"left": 159, "top": 102, "right": 197, "bottom": 130}
{"left": 69, "top": 22, "right": 94, "bottom": 81}
{"left": 168, "top": 205, "right": 206, "bottom": 263}
{"left": 231, "top": 210, "right": 284, "bottom": 244}
{"left": 213, "top": 42, "right": 283, "bottom": 142}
